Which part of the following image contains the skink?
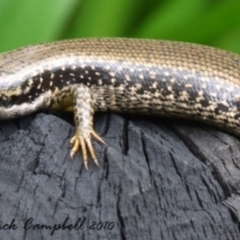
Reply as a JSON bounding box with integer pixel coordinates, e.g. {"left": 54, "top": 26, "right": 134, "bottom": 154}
{"left": 0, "top": 38, "right": 240, "bottom": 168}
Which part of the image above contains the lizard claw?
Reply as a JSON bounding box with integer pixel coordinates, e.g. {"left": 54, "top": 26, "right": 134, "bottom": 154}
{"left": 70, "top": 129, "right": 104, "bottom": 169}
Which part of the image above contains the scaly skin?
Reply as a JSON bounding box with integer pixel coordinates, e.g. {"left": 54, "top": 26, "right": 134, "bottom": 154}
{"left": 1, "top": 38, "right": 240, "bottom": 168}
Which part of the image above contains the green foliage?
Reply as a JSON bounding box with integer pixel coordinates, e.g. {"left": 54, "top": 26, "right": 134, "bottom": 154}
{"left": 0, "top": 0, "right": 240, "bottom": 53}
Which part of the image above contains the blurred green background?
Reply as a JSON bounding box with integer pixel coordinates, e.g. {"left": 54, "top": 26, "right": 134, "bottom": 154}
{"left": 1, "top": 0, "right": 240, "bottom": 53}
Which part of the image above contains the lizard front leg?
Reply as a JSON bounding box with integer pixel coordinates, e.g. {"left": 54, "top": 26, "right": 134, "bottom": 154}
{"left": 50, "top": 84, "right": 105, "bottom": 169}
{"left": 70, "top": 84, "right": 105, "bottom": 169}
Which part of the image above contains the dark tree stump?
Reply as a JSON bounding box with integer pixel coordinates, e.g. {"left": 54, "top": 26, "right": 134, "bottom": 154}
{"left": 0, "top": 112, "right": 239, "bottom": 240}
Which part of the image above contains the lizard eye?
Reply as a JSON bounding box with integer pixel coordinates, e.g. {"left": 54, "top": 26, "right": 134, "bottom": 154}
{"left": 0, "top": 95, "right": 14, "bottom": 109}
{"left": 4, "top": 99, "right": 14, "bottom": 108}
